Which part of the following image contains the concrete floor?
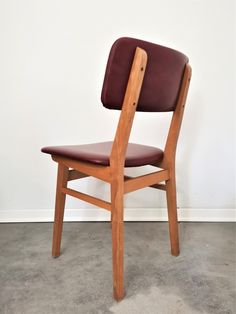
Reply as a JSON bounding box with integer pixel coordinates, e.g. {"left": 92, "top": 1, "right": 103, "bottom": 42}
{"left": 0, "top": 222, "right": 235, "bottom": 314}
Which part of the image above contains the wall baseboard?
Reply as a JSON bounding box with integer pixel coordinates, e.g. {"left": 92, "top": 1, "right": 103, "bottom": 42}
{"left": 0, "top": 208, "right": 235, "bottom": 223}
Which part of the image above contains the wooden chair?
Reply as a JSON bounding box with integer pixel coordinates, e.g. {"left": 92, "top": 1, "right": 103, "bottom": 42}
{"left": 42, "top": 37, "right": 191, "bottom": 301}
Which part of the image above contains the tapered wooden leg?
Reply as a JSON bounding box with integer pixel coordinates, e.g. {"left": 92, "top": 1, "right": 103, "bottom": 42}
{"left": 110, "top": 211, "right": 113, "bottom": 229}
{"left": 166, "top": 172, "right": 179, "bottom": 256}
{"left": 111, "top": 179, "right": 125, "bottom": 301}
{"left": 52, "top": 163, "right": 69, "bottom": 258}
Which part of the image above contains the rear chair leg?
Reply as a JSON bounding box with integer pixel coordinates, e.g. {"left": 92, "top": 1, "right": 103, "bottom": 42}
{"left": 52, "top": 163, "right": 69, "bottom": 258}
{"left": 110, "top": 211, "right": 113, "bottom": 228}
{"left": 166, "top": 173, "right": 180, "bottom": 256}
{"left": 111, "top": 180, "right": 125, "bottom": 301}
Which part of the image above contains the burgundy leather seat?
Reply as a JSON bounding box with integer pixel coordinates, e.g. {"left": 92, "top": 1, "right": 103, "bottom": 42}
{"left": 41, "top": 142, "right": 163, "bottom": 167}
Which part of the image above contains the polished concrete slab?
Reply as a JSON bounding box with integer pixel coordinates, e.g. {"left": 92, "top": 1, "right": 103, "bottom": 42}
{"left": 0, "top": 222, "right": 235, "bottom": 313}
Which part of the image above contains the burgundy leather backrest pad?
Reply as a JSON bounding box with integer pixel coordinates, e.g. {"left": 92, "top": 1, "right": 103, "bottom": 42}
{"left": 101, "top": 37, "right": 188, "bottom": 112}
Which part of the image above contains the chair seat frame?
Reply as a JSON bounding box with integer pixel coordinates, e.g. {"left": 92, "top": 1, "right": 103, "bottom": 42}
{"left": 50, "top": 47, "right": 191, "bottom": 301}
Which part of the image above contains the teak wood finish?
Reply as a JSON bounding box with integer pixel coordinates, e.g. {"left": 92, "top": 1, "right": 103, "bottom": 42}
{"left": 50, "top": 47, "right": 192, "bottom": 301}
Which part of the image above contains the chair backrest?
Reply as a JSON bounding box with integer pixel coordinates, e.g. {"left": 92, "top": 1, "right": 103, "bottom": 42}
{"left": 101, "top": 37, "right": 188, "bottom": 112}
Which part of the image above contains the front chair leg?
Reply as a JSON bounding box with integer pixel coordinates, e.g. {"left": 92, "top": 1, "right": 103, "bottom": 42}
{"left": 52, "top": 163, "right": 69, "bottom": 258}
{"left": 111, "top": 180, "right": 125, "bottom": 301}
{"left": 166, "top": 172, "right": 180, "bottom": 256}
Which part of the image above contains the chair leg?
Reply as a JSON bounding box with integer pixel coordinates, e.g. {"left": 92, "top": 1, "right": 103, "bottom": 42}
{"left": 111, "top": 181, "right": 125, "bottom": 301}
{"left": 110, "top": 211, "right": 114, "bottom": 230}
{"left": 52, "top": 163, "right": 69, "bottom": 258}
{"left": 166, "top": 172, "right": 180, "bottom": 256}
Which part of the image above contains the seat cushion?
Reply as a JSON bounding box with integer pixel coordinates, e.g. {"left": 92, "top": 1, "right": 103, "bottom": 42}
{"left": 41, "top": 142, "right": 163, "bottom": 167}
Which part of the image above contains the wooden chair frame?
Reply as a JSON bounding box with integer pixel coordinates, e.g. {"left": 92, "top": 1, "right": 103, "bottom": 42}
{"left": 50, "top": 47, "right": 192, "bottom": 301}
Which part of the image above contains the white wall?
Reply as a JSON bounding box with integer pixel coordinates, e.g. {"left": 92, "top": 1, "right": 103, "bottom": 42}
{"left": 0, "top": 0, "right": 235, "bottom": 221}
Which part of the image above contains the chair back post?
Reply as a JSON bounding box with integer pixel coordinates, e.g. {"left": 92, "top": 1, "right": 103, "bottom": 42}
{"left": 160, "top": 64, "right": 192, "bottom": 171}
{"left": 109, "top": 48, "right": 147, "bottom": 301}
{"left": 109, "top": 47, "right": 148, "bottom": 171}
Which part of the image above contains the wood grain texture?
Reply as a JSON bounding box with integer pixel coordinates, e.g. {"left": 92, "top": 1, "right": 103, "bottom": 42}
{"left": 110, "top": 47, "right": 148, "bottom": 300}
{"left": 52, "top": 163, "right": 69, "bottom": 257}
{"left": 124, "top": 175, "right": 167, "bottom": 191}
{"left": 160, "top": 64, "right": 192, "bottom": 170}
{"left": 111, "top": 174, "right": 124, "bottom": 301}
{"left": 110, "top": 47, "right": 148, "bottom": 168}
{"left": 62, "top": 187, "right": 111, "bottom": 211}
{"left": 124, "top": 170, "right": 169, "bottom": 194}
{"left": 164, "top": 64, "right": 192, "bottom": 256}
{"left": 52, "top": 155, "right": 111, "bottom": 182}
{"left": 166, "top": 168, "right": 179, "bottom": 256}
{"left": 68, "top": 170, "right": 89, "bottom": 181}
